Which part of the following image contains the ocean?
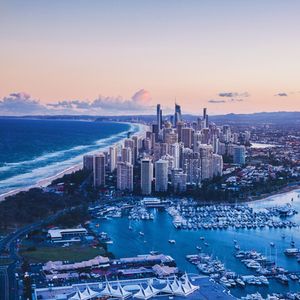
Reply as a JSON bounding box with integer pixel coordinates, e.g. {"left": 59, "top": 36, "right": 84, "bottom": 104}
{"left": 0, "top": 118, "right": 139, "bottom": 196}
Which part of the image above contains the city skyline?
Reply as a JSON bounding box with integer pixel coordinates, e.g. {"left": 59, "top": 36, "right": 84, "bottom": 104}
{"left": 2, "top": 2, "right": 300, "bottom": 299}
{"left": 1, "top": 1, "right": 300, "bottom": 115}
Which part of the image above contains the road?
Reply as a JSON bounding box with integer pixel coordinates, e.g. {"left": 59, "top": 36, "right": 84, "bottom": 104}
{"left": 0, "top": 266, "right": 9, "bottom": 300}
{"left": 0, "top": 209, "right": 68, "bottom": 300}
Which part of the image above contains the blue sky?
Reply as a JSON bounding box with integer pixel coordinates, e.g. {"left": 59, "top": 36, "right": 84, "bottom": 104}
{"left": 1, "top": 1, "right": 300, "bottom": 115}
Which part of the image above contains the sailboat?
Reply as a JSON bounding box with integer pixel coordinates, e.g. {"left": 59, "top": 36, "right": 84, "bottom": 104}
{"left": 290, "top": 236, "right": 295, "bottom": 247}
{"left": 128, "top": 220, "right": 133, "bottom": 230}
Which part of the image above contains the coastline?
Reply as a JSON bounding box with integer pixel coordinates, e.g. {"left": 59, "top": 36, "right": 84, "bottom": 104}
{"left": 0, "top": 122, "right": 149, "bottom": 202}
{"left": 2, "top": 120, "right": 297, "bottom": 207}
{"left": 246, "top": 183, "right": 300, "bottom": 205}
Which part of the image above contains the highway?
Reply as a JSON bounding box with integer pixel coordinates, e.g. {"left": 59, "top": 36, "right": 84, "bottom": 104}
{"left": 0, "top": 266, "right": 9, "bottom": 300}
{"left": 0, "top": 209, "right": 68, "bottom": 300}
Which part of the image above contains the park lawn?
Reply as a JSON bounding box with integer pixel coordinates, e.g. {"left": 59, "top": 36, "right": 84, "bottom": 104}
{"left": 20, "top": 245, "right": 106, "bottom": 263}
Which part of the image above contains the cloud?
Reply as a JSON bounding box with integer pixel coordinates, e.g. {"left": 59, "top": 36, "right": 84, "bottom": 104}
{"left": 132, "top": 89, "right": 152, "bottom": 104}
{"left": 0, "top": 90, "right": 153, "bottom": 116}
{"left": 208, "top": 92, "right": 249, "bottom": 104}
{"left": 275, "top": 92, "right": 288, "bottom": 97}
{"left": 0, "top": 93, "right": 47, "bottom": 115}
{"left": 208, "top": 99, "right": 226, "bottom": 103}
{"left": 47, "top": 100, "right": 91, "bottom": 110}
{"left": 218, "top": 92, "right": 250, "bottom": 98}
{"left": 90, "top": 90, "right": 152, "bottom": 112}
{"left": 229, "top": 98, "right": 244, "bottom": 102}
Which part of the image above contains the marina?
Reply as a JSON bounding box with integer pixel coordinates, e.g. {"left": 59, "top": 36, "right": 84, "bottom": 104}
{"left": 167, "top": 202, "right": 298, "bottom": 231}
{"left": 89, "top": 189, "right": 300, "bottom": 298}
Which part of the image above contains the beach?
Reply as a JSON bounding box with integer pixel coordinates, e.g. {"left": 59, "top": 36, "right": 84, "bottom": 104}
{"left": 0, "top": 122, "right": 149, "bottom": 202}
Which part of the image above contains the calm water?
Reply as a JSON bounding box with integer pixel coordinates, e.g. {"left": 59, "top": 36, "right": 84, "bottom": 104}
{"left": 91, "top": 190, "right": 300, "bottom": 298}
{"left": 251, "top": 143, "right": 276, "bottom": 149}
{"left": 0, "top": 118, "right": 138, "bottom": 195}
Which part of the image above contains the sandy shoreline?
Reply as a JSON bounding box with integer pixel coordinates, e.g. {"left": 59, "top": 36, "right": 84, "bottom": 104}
{"left": 246, "top": 184, "right": 300, "bottom": 205}
{"left": 2, "top": 121, "right": 297, "bottom": 206}
{"left": 0, "top": 122, "right": 149, "bottom": 202}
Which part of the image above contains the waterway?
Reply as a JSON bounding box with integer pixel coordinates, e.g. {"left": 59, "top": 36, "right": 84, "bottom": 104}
{"left": 251, "top": 143, "right": 276, "bottom": 149}
{"left": 90, "top": 189, "right": 300, "bottom": 298}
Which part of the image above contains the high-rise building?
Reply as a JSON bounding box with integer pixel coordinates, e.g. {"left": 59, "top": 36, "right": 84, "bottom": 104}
{"left": 103, "top": 151, "right": 109, "bottom": 166}
{"left": 169, "top": 142, "right": 180, "bottom": 169}
{"left": 153, "top": 142, "right": 169, "bottom": 161}
{"left": 174, "top": 103, "right": 182, "bottom": 126}
{"left": 143, "top": 138, "right": 152, "bottom": 154}
{"left": 163, "top": 128, "right": 178, "bottom": 144}
{"left": 222, "top": 125, "right": 231, "bottom": 143}
{"left": 172, "top": 168, "right": 187, "bottom": 193}
{"left": 124, "top": 138, "right": 134, "bottom": 149}
{"left": 181, "top": 127, "right": 193, "bottom": 148}
{"left": 182, "top": 148, "right": 201, "bottom": 185}
{"left": 217, "top": 141, "right": 226, "bottom": 155}
{"left": 141, "top": 159, "right": 153, "bottom": 195}
{"left": 244, "top": 131, "right": 251, "bottom": 143}
{"left": 203, "top": 107, "right": 207, "bottom": 120}
{"left": 233, "top": 145, "right": 246, "bottom": 165}
{"left": 176, "top": 121, "right": 184, "bottom": 142}
{"left": 211, "top": 135, "right": 219, "bottom": 154}
{"left": 203, "top": 107, "right": 208, "bottom": 128}
{"left": 146, "top": 131, "right": 155, "bottom": 150}
{"left": 93, "top": 153, "right": 106, "bottom": 187}
{"left": 212, "top": 154, "right": 223, "bottom": 176}
{"left": 199, "top": 144, "right": 213, "bottom": 180}
{"left": 117, "top": 162, "right": 133, "bottom": 191}
{"left": 156, "top": 104, "right": 162, "bottom": 131}
{"left": 83, "top": 155, "right": 94, "bottom": 171}
{"left": 193, "top": 131, "right": 202, "bottom": 152}
{"left": 152, "top": 123, "right": 159, "bottom": 141}
{"left": 121, "top": 147, "right": 133, "bottom": 164}
{"left": 109, "top": 145, "right": 117, "bottom": 172}
{"left": 132, "top": 135, "right": 140, "bottom": 164}
{"left": 161, "top": 154, "right": 175, "bottom": 174}
{"left": 155, "top": 159, "right": 168, "bottom": 192}
{"left": 201, "top": 128, "right": 210, "bottom": 144}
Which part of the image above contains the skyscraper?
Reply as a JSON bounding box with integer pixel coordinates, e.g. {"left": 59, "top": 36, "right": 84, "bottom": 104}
{"left": 169, "top": 142, "right": 180, "bottom": 169}
{"left": 132, "top": 135, "right": 141, "bottom": 164}
{"left": 83, "top": 155, "right": 94, "bottom": 171}
{"left": 156, "top": 104, "right": 162, "bottom": 131}
{"left": 117, "top": 162, "right": 133, "bottom": 191}
{"left": 193, "top": 131, "right": 202, "bottom": 152}
{"left": 181, "top": 127, "right": 193, "bottom": 148}
{"left": 174, "top": 103, "right": 182, "bottom": 126}
{"left": 124, "top": 138, "right": 135, "bottom": 149}
{"left": 155, "top": 159, "right": 168, "bottom": 192}
{"left": 93, "top": 153, "right": 106, "bottom": 187}
{"left": 172, "top": 168, "right": 187, "bottom": 193}
{"left": 182, "top": 148, "right": 201, "bottom": 185}
{"left": 233, "top": 145, "right": 246, "bottom": 165}
{"left": 212, "top": 154, "right": 223, "bottom": 176}
{"left": 163, "top": 128, "right": 178, "bottom": 144}
{"left": 203, "top": 107, "right": 208, "bottom": 128}
{"left": 201, "top": 128, "right": 210, "bottom": 144}
{"left": 109, "top": 145, "right": 117, "bottom": 172}
{"left": 141, "top": 158, "right": 153, "bottom": 195}
{"left": 222, "top": 125, "right": 231, "bottom": 143}
{"left": 121, "top": 147, "right": 133, "bottom": 164}
{"left": 199, "top": 144, "right": 213, "bottom": 180}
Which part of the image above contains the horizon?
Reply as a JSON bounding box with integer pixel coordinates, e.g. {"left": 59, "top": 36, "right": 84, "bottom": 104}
{"left": 2, "top": 3, "right": 300, "bottom": 300}
{"left": 1, "top": 1, "right": 300, "bottom": 116}
{"left": 1, "top": 109, "right": 300, "bottom": 118}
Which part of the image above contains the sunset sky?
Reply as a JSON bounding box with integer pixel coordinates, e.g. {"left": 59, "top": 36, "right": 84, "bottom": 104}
{"left": 1, "top": 0, "right": 300, "bottom": 115}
